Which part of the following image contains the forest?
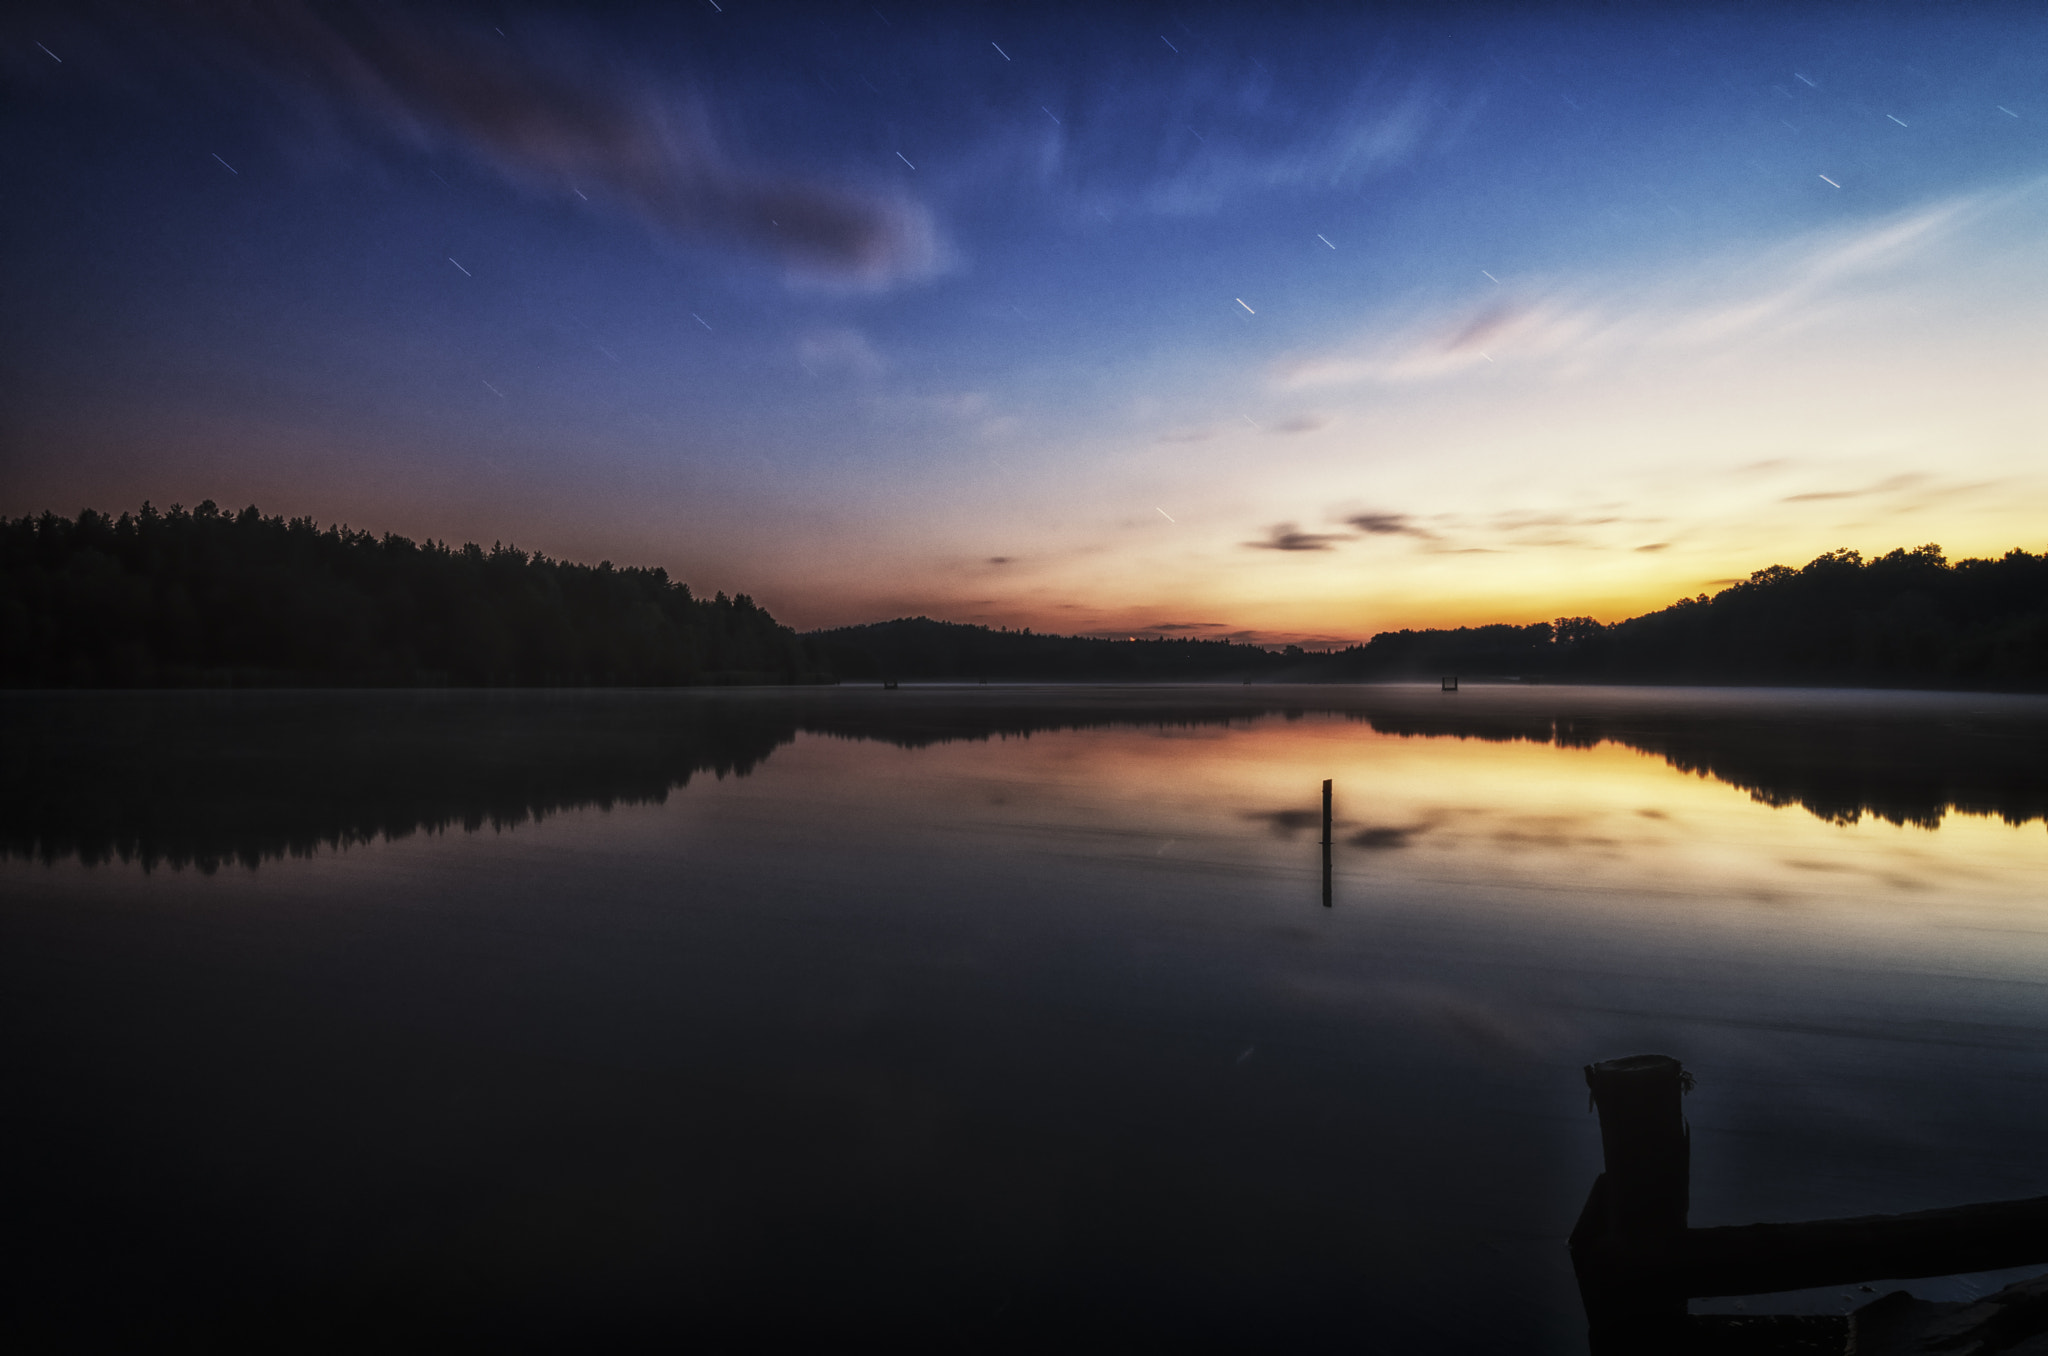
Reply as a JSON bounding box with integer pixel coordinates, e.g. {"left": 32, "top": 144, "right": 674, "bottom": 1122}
{"left": 0, "top": 502, "right": 821, "bottom": 686}
{"left": 1322, "top": 544, "right": 2048, "bottom": 689}
{"left": 3, "top": 505, "right": 2042, "bottom": 690}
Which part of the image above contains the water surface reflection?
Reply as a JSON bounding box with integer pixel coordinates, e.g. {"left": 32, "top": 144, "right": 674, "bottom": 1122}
{"left": 7, "top": 686, "right": 2044, "bottom": 870}
{"left": 4, "top": 687, "right": 2046, "bottom": 1350}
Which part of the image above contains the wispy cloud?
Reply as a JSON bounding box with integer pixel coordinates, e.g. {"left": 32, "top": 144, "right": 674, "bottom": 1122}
{"left": 1280, "top": 298, "right": 1598, "bottom": 386}
{"left": 1781, "top": 473, "right": 1927, "bottom": 503}
{"left": 1276, "top": 199, "right": 1977, "bottom": 389}
{"left": 1345, "top": 512, "right": 1436, "bottom": 539}
{"left": 1099, "top": 77, "right": 1474, "bottom": 218}
{"left": 1245, "top": 522, "right": 1351, "bottom": 551}
{"left": 798, "top": 328, "right": 886, "bottom": 378}
{"left": 165, "top": 1, "right": 944, "bottom": 287}
{"left": 866, "top": 390, "right": 992, "bottom": 419}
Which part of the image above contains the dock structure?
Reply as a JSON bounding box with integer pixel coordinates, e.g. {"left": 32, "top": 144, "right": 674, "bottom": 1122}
{"left": 1570, "top": 1054, "right": 2048, "bottom": 1352}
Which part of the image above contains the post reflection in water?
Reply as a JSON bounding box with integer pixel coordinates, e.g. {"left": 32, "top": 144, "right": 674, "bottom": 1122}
{"left": 4, "top": 687, "right": 2047, "bottom": 1351}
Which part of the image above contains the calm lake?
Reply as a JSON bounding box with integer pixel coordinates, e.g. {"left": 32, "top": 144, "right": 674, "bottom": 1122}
{"left": 6, "top": 685, "right": 2048, "bottom": 1350}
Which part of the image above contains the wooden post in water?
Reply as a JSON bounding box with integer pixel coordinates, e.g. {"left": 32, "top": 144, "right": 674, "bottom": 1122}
{"left": 1442, "top": 675, "right": 1458, "bottom": 691}
{"left": 1570, "top": 1054, "right": 1691, "bottom": 1351}
{"left": 1321, "top": 779, "right": 1332, "bottom": 908}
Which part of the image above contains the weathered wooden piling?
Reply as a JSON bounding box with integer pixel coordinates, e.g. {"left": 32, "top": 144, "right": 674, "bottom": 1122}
{"left": 1569, "top": 1054, "right": 2048, "bottom": 1353}
{"left": 1570, "top": 1055, "right": 1692, "bottom": 1348}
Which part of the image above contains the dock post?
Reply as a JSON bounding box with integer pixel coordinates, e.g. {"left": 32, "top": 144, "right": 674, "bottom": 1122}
{"left": 1321, "top": 778, "right": 1332, "bottom": 907}
{"left": 1570, "top": 1055, "right": 1691, "bottom": 1351}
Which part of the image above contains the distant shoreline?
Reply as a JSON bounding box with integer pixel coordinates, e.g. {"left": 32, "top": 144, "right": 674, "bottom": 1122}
{"left": 7, "top": 507, "right": 2043, "bottom": 693}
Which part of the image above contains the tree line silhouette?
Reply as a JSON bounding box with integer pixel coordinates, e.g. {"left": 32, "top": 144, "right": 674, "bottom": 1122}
{"left": 3, "top": 506, "right": 2042, "bottom": 690}
{"left": 0, "top": 502, "right": 822, "bottom": 687}
{"left": 1321, "top": 544, "right": 2048, "bottom": 689}
{"left": 811, "top": 543, "right": 2047, "bottom": 690}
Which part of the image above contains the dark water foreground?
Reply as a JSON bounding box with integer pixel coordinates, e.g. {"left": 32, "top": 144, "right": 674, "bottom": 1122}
{"left": 5, "top": 686, "right": 2047, "bottom": 1350}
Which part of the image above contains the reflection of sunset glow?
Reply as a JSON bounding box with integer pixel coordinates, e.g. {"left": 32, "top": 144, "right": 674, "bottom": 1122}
{"left": 19, "top": 692, "right": 2042, "bottom": 988}
{"left": 673, "top": 715, "right": 2048, "bottom": 975}
{"left": 15, "top": 689, "right": 2048, "bottom": 1344}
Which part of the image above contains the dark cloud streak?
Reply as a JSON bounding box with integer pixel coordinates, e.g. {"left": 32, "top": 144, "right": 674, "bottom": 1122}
{"left": 167, "top": 1, "right": 941, "bottom": 285}
{"left": 1246, "top": 523, "right": 1351, "bottom": 552}
{"left": 1345, "top": 512, "right": 1436, "bottom": 539}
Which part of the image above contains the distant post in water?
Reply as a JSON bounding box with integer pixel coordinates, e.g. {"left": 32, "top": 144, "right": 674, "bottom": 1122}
{"left": 1442, "top": 675, "right": 1458, "bottom": 691}
{"left": 1321, "top": 778, "right": 1333, "bottom": 908}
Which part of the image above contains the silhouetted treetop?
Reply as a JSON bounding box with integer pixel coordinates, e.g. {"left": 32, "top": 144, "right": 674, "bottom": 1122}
{"left": 0, "top": 501, "right": 823, "bottom": 687}
{"left": 5, "top": 507, "right": 2041, "bottom": 691}
{"left": 1308, "top": 543, "right": 2046, "bottom": 691}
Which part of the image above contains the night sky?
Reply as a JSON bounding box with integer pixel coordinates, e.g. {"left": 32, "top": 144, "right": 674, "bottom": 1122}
{"left": 4, "top": 2, "right": 2045, "bottom": 643}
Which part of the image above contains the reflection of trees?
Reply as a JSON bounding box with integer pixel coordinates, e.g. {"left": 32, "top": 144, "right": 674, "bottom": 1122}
{"left": 4, "top": 692, "right": 799, "bottom": 872}
{"left": 1353, "top": 702, "right": 2048, "bottom": 830}
{"left": 7, "top": 689, "right": 2043, "bottom": 870}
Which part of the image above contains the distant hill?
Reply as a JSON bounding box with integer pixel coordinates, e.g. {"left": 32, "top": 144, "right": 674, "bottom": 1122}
{"left": 806, "top": 617, "right": 1291, "bottom": 683}
{"left": 805, "top": 544, "right": 2047, "bottom": 691}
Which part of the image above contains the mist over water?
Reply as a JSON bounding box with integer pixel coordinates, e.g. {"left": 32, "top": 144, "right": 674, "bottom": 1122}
{"left": 6, "top": 687, "right": 2047, "bottom": 1349}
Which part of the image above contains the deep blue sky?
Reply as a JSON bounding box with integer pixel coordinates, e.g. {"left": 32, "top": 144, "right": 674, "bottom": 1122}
{"left": 5, "top": 2, "right": 2045, "bottom": 639}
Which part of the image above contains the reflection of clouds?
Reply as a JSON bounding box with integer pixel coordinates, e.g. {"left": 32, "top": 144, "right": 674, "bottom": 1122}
{"left": 1336, "top": 803, "right": 1648, "bottom": 856}
{"left": 1245, "top": 808, "right": 1322, "bottom": 839}
{"left": 1492, "top": 820, "right": 1625, "bottom": 851}
{"left": 1348, "top": 824, "right": 1426, "bottom": 849}
{"left": 1276, "top": 198, "right": 1978, "bottom": 389}
{"left": 171, "top": 1, "right": 944, "bottom": 287}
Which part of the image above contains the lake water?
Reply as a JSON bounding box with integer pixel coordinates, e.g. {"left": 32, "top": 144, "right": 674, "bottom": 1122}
{"left": 6, "top": 685, "right": 2048, "bottom": 1350}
